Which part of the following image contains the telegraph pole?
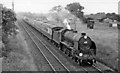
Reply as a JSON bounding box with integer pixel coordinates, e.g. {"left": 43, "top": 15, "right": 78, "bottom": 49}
{"left": 12, "top": 0, "right": 14, "bottom": 11}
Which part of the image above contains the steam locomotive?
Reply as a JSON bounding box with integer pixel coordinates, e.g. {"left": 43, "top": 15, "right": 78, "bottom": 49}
{"left": 23, "top": 18, "right": 96, "bottom": 65}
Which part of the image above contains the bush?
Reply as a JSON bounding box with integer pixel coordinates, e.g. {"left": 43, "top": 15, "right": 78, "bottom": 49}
{"left": 2, "top": 7, "right": 17, "bottom": 57}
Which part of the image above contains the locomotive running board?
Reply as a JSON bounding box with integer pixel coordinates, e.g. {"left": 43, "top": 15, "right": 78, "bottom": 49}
{"left": 60, "top": 42, "right": 74, "bottom": 50}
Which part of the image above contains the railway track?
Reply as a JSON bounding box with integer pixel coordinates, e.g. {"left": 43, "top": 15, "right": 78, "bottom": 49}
{"left": 21, "top": 22, "right": 71, "bottom": 72}
{"left": 21, "top": 19, "right": 115, "bottom": 72}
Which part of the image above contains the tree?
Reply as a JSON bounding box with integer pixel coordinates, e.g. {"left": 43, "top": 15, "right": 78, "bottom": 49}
{"left": 66, "top": 2, "right": 84, "bottom": 19}
{"left": 2, "top": 7, "right": 17, "bottom": 57}
{"left": 49, "top": 5, "right": 66, "bottom": 23}
{"left": 106, "top": 13, "right": 119, "bottom": 21}
{"left": 49, "top": 5, "right": 63, "bottom": 13}
{"left": 2, "top": 7, "right": 17, "bottom": 44}
{"left": 117, "top": 15, "right": 120, "bottom": 22}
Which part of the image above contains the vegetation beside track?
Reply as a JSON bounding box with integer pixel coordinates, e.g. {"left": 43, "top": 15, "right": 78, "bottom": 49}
{"left": 1, "top": 6, "right": 37, "bottom": 71}
{"left": 2, "top": 24, "right": 37, "bottom": 71}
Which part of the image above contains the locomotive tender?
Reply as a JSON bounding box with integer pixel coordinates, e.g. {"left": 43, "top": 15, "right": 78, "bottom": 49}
{"left": 23, "top": 18, "right": 96, "bottom": 65}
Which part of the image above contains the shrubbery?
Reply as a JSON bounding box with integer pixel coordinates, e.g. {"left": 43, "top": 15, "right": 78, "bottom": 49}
{"left": 2, "top": 7, "right": 17, "bottom": 57}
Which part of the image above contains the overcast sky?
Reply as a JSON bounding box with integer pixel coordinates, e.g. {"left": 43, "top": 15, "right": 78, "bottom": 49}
{"left": 0, "top": 0, "right": 119, "bottom": 14}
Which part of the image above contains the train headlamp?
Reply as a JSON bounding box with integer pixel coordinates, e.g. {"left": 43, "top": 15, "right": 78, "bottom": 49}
{"left": 79, "top": 53, "right": 83, "bottom": 56}
{"left": 84, "top": 36, "right": 87, "bottom": 39}
{"left": 84, "top": 41, "right": 87, "bottom": 44}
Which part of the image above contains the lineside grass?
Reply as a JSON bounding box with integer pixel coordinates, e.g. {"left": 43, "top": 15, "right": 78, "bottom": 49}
{"left": 2, "top": 25, "right": 37, "bottom": 71}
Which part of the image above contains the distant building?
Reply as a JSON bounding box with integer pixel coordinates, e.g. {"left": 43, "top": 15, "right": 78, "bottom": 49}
{"left": 110, "top": 22, "right": 118, "bottom": 27}
{"left": 103, "top": 18, "right": 118, "bottom": 27}
{"left": 104, "top": 18, "right": 112, "bottom": 23}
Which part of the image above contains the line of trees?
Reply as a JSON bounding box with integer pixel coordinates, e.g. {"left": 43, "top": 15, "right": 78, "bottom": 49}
{"left": 65, "top": 2, "right": 84, "bottom": 20}
{"left": 2, "top": 7, "right": 17, "bottom": 43}
{"left": 49, "top": 2, "right": 85, "bottom": 24}
{"left": 106, "top": 13, "right": 120, "bottom": 22}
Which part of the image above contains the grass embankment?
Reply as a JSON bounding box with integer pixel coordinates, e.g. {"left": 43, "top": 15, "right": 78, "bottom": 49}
{"left": 2, "top": 24, "right": 37, "bottom": 71}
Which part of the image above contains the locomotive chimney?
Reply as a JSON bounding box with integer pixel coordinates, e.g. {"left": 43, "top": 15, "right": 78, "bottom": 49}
{"left": 81, "top": 32, "right": 86, "bottom": 36}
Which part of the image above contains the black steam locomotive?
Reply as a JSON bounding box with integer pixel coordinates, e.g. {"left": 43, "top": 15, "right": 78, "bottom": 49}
{"left": 23, "top": 18, "right": 96, "bottom": 65}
